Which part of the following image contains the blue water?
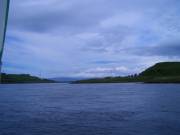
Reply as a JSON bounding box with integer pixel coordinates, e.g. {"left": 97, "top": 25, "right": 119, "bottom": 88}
{"left": 0, "top": 83, "right": 180, "bottom": 135}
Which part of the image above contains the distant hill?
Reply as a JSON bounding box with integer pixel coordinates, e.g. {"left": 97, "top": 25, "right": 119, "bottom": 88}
{"left": 51, "top": 77, "right": 87, "bottom": 83}
{"left": 74, "top": 62, "right": 180, "bottom": 83}
{"left": 1, "top": 73, "right": 56, "bottom": 84}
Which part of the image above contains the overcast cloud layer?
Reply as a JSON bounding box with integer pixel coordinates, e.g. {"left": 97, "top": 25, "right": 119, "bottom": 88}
{"left": 2, "top": 0, "right": 180, "bottom": 78}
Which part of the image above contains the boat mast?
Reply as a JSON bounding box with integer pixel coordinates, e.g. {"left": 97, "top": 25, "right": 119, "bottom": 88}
{"left": 0, "top": 0, "right": 10, "bottom": 83}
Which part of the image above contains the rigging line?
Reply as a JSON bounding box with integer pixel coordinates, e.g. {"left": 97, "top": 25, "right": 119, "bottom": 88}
{"left": 0, "top": 0, "right": 10, "bottom": 83}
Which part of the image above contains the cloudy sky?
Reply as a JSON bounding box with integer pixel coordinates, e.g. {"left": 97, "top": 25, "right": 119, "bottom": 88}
{"left": 2, "top": 0, "right": 180, "bottom": 78}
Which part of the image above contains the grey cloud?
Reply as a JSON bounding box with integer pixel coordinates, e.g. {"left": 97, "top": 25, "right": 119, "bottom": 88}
{"left": 9, "top": 0, "right": 174, "bottom": 33}
{"left": 121, "top": 40, "right": 180, "bottom": 57}
{"left": 9, "top": 0, "right": 114, "bottom": 33}
{"left": 146, "top": 41, "right": 180, "bottom": 57}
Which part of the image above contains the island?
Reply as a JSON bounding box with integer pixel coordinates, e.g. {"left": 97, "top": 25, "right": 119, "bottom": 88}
{"left": 74, "top": 62, "right": 180, "bottom": 83}
{"left": 1, "top": 73, "right": 55, "bottom": 84}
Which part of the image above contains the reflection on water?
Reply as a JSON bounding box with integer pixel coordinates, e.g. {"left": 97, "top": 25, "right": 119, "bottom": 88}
{"left": 0, "top": 83, "right": 180, "bottom": 135}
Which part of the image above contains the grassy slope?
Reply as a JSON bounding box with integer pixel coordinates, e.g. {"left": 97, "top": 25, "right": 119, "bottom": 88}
{"left": 1, "top": 73, "right": 55, "bottom": 84}
{"left": 140, "top": 62, "right": 180, "bottom": 77}
{"left": 75, "top": 62, "right": 180, "bottom": 83}
{"left": 139, "top": 62, "right": 180, "bottom": 83}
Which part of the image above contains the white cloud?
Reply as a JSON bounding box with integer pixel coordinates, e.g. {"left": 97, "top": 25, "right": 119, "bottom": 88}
{"left": 73, "top": 66, "right": 135, "bottom": 78}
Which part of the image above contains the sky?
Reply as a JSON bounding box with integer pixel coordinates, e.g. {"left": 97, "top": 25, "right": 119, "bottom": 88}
{"left": 2, "top": 0, "right": 180, "bottom": 78}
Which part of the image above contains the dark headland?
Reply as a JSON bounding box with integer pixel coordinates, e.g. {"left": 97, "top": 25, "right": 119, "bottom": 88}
{"left": 1, "top": 73, "right": 55, "bottom": 84}
{"left": 74, "top": 62, "right": 180, "bottom": 84}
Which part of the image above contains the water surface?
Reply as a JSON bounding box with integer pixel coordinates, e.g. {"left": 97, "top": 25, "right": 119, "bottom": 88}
{"left": 0, "top": 83, "right": 180, "bottom": 135}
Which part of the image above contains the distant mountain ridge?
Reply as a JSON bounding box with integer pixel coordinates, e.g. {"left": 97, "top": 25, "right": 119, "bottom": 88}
{"left": 74, "top": 62, "right": 180, "bottom": 83}
{"left": 51, "top": 77, "right": 88, "bottom": 82}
